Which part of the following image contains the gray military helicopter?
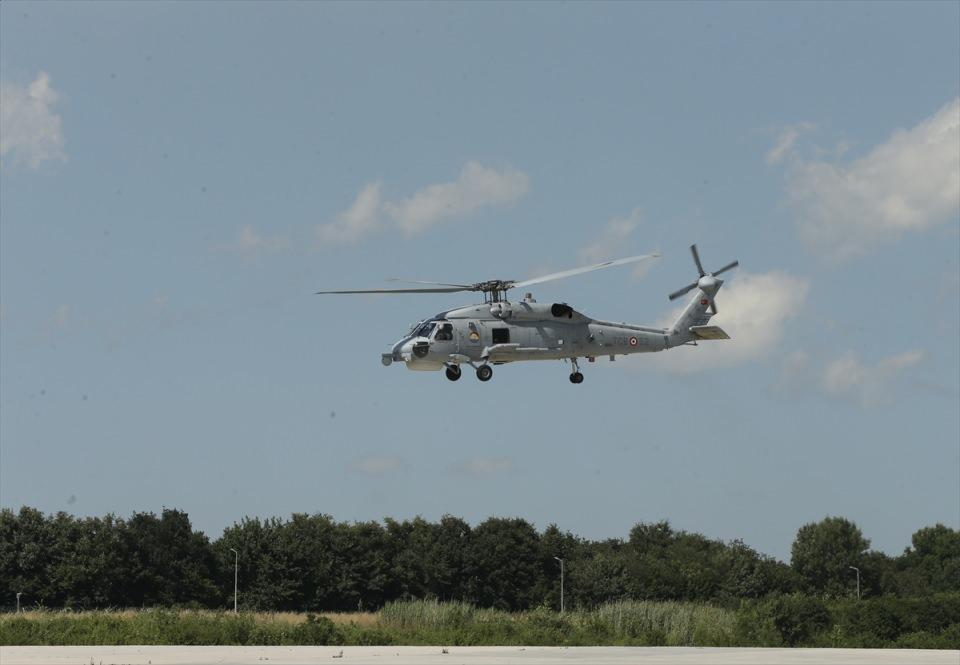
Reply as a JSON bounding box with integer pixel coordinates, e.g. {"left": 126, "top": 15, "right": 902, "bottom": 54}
{"left": 317, "top": 245, "right": 738, "bottom": 384}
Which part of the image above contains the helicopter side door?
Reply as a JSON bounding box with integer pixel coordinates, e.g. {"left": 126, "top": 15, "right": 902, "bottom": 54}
{"left": 430, "top": 321, "right": 458, "bottom": 357}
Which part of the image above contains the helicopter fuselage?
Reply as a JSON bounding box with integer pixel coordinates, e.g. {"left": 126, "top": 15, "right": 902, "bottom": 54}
{"left": 382, "top": 296, "right": 679, "bottom": 371}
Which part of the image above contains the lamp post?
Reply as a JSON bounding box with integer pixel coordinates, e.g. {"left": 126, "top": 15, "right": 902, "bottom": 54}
{"left": 553, "top": 557, "right": 565, "bottom": 613}
{"left": 849, "top": 566, "right": 860, "bottom": 600}
{"left": 230, "top": 548, "right": 239, "bottom": 613}
{"left": 16, "top": 592, "right": 22, "bottom": 614}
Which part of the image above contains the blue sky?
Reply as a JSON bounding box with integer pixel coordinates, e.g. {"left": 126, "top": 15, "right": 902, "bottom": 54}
{"left": 1, "top": 1, "right": 958, "bottom": 561}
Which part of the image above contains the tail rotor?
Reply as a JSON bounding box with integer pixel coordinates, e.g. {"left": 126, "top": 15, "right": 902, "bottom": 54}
{"left": 668, "top": 244, "right": 739, "bottom": 315}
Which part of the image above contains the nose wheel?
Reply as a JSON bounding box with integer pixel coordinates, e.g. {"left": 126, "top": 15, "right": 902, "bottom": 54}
{"left": 445, "top": 365, "right": 462, "bottom": 382}
{"left": 476, "top": 364, "right": 493, "bottom": 382}
{"left": 568, "top": 358, "right": 584, "bottom": 384}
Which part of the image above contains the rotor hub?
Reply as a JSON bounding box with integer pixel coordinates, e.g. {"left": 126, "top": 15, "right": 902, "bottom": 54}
{"left": 698, "top": 275, "right": 720, "bottom": 292}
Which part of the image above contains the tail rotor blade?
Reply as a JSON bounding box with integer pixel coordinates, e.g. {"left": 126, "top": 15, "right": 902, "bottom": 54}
{"left": 690, "top": 245, "right": 706, "bottom": 277}
{"left": 668, "top": 282, "right": 698, "bottom": 301}
{"left": 712, "top": 260, "right": 739, "bottom": 277}
{"left": 709, "top": 300, "right": 717, "bottom": 315}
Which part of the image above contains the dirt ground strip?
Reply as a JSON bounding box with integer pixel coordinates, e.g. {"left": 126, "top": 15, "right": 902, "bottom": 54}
{"left": 1, "top": 646, "right": 958, "bottom": 665}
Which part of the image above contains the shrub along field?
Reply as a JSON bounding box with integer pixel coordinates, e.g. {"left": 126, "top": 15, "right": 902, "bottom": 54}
{"left": 2, "top": 597, "right": 958, "bottom": 648}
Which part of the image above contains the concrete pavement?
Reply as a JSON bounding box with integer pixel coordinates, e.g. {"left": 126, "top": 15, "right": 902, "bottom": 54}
{"left": 2, "top": 645, "right": 958, "bottom": 664}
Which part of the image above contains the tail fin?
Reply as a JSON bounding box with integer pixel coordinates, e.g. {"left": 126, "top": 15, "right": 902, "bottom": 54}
{"left": 668, "top": 292, "right": 714, "bottom": 346}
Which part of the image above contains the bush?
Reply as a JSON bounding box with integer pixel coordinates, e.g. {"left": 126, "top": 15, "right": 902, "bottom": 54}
{"left": 734, "top": 595, "right": 830, "bottom": 646}
{"left": 290, "top": 614, "right": 338, "bottom": 645}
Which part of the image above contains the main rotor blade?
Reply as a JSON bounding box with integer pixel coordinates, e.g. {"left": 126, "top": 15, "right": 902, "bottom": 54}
{"left": 690, "top": 244, "right": 706, "bottom": 277}
{"left": 668, "top": 282, "right": 698, "bottom": 301}
{"left": 385, "top": 279, "right": 474, "bottom": 289}
{"left": 316, "top": 286, "right": 469, "bottom": 295}
{"left": 712, "top": 260, "right": 739, "bottom": 276}
{"left": 512, "top": 253, "right": 660, "bottom": 289}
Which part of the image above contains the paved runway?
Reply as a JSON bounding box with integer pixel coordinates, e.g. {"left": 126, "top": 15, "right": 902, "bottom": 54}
{"left": 1, "top": 646, "right": 957, "bottom": 664}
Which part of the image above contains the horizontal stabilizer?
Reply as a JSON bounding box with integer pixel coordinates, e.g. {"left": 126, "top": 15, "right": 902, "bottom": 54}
{"left": 689, "top": 325, "right": 730, "bottom": 340}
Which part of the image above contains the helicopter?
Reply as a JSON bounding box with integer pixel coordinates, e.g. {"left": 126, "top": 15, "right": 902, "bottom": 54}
{"left": 317, "top": 244, "right": 739, "bottom": 384}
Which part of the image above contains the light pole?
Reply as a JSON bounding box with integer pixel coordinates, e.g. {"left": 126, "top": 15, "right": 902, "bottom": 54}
{"left": 553, "top": 557, "right": 565, "bottom": 614}
{"left": 16, "top": 592, "right": 22, "bottom": 614}
{"left": 230, "top": 548, "right": 239, "bottom": 613}
{"left": 849, "top": 566, "right": 860, "bottom": 600}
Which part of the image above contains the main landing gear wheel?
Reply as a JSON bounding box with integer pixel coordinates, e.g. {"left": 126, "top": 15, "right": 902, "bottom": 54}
{"left": 568, "top": 358, "right": 583, "bottom": 384}
{"left": 445, "top": 365, "right": 462, "bottom": 382}
{"left": 476, "top": 365, "right": 493, "bottom": 382}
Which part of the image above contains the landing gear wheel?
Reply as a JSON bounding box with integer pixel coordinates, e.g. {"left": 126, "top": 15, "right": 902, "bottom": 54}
{"left": 569, "top": 372, "right": 584, "bottom": 384}
{"left": 445, "top": 365, "right": 462, "bottom": 382}
{"left": 476, "top": 365, "right": 493, "bottom": 382}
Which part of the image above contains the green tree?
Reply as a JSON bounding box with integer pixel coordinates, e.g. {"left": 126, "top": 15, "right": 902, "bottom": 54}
{"left": 47, "top": 514, "right": 131, "bottom": 608}
{"left": 894, "top": 524, "right": 960, "bottom": 595}
{"left": 0, "top": 507, "right": 58, "bottom": 607}
{"left": 124, "top": 508, "right": 221, "bottom": 607}
{"left": 720, "top": 540, "right": 797, "bottom": 600}
{"left": 568, "top": 542, "right": 629, "bottom": 607}
{"left": 328, "top": 520, "right": 392, "bottom": 611}
{"left": 386, "top": 515, "right": 472, "bottom": 603}
{"left": 625, "top": 521, "right": 728, "bottom": 601}
{"left": 533, "top": 524, "right": 583, "bottom": 610}
{"left": 468, "top": 517, "right": 541, "bottom": 610}
{"left": 790, "top": 516, "right": 869, "bottom": 596}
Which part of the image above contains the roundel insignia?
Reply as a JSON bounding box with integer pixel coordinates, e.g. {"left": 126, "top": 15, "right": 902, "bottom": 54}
{"left": 700, "top": 298, "right": 710, "bottom": 306}
{"left": 629, "top": 336, "right": 638, "bottom": 347}
{"left": 469, "top": 331, "right": 480, "bottom": 341}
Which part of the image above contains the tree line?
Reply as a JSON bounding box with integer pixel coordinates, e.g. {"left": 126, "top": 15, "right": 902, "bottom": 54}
{"left": 0, "top": 507, "right": 956, "bottom": 611}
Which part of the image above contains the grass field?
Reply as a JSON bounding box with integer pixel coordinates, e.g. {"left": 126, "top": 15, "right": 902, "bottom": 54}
{"left": 0, "top": 600, "right": 735, "bottom": 647}
{"left": 1, "top": 598, "right": 957, "bottom": 648}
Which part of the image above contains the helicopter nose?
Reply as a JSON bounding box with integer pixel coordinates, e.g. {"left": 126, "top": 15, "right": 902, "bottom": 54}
{"left": 412, "top": 340, "right": 430, "bottom": 358}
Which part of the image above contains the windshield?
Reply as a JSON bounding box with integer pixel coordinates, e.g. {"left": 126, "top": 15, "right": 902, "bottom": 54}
{"left": 414, "top": 321, "right": 437, "bottom": 338}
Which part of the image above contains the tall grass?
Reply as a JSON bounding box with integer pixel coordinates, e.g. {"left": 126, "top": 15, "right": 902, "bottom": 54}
{"left": 377, "top": 598, "right": 735, "bottom": 646}
{"left": 589, "top": 600, "right": 735, "bottom": 645}
{"left": 3, "top": 598, "right": 954, "bottom": 647}
{"left": 0, "top": 601, "right": 736, "bottom": 647}
{"left": 0, "top": 610, "right": 341, "bottom": 646}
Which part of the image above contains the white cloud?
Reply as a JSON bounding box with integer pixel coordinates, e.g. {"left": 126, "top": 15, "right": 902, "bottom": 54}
{"left": 650, "top": 271, "right": 809, "bottom": 373}
{"left": 384, "top": 162, "right": 529, "bottom": 234}
{"left": 0, "top": 72, "right": 67, "bottom": 168}
{"left": 822, "top": 350, "right": 924, "bottom": 406}
{"left": 234, "top": 224, "right": 288, "bottom": 254}
{"left": 316, "top": 182, "right": 383, "bottom": 246}
{"left": 314, "top": 163, "right": 529, "bottom": 247}
{"left": 578, "top": 209, "right": 642, "bottom": 264}
{"left": 453, "top": 456, "right": 514, "bottom": 476}
{"left": 785, "top": 98, "right": 960, "bottom": 259}
{"left": 766, "top": 122, "right": 815, "bottom": 165}
{"left": 351, "top": 455, "right": 403, "bottom": 475}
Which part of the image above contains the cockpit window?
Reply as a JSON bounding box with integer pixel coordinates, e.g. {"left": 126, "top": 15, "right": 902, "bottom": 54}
{"left": 434, "top": 323, "right": 453, "bottom": 341}
{"left": 551, "top": 303, "right": 574, "bottom": 318}
{"left": 415, "top": 321, "right": 436, "bottom": 338}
